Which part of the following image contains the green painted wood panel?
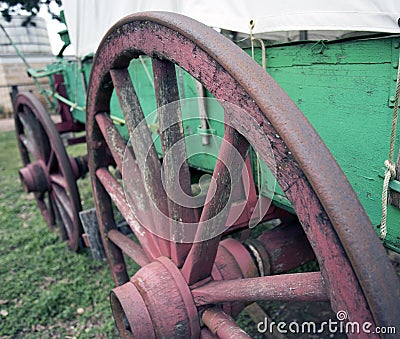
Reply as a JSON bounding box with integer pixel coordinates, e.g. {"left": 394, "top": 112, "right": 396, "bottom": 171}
{"left": 53, "top": 35, "right": 400, "bottom": 251}
{"left": 249, "top": 36, "right": 400, "bottom": 250}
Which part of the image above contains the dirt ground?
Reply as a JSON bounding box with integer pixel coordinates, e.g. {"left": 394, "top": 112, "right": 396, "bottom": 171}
{"left": 0, "top": 118, "right": 14, "bottom": 133}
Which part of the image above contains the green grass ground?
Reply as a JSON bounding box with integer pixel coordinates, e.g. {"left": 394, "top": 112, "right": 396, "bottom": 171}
{"left": 0, "top": 128, "right": 346, "bottom": 339}
{"left": 0, "top": 131, "right": 118, "bottom": 338}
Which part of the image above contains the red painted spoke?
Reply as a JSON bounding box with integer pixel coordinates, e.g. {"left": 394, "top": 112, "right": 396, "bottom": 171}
{"left": 50, "top": 186, "right": 78, "bottom": 243}
{"left": 36, "top": 193, "right": 55, "bottom": 228}
{"left": 18, "top": 111, "right": 36, "bottom": 138}
{"left": 18, "top": 134, "right": 40, "bottom": 160}
{"left": 50, "top": 188, "right": 74, "bottom": 239}
{"left": 92, "top": 168, "right": 129, "bottom": 286}
{"left": 192, "top": 272, "right": 328, "bottom": 306}
{"left": 182, "top": 126, "right": 249, "bottom": 284}
{"left": 152, "top": 58, "right": 196, "bottom": 266}
{"left": 122, "top": 148, "right": 169, "bottom": 254}
{"left": 202, "top": 307, "right": 251, "bottom": 339}
{"left": 18, "top": 111, "right": 49, "bottom": 161}
{"left": 95, "top": 168, "right": 142, "bottom": 231}
{"left": 52, "top": 184, "right": 73, "bottom": 221}
{"left": 95, "top": 112, "right": 126, "bottom": 172}
{"left": 96, "top": 167, "right": 161, "bottom": 260}
{"left": 110, "top": 68, "right": 170, "bottom": 257}
{"left": 95, "top": 111, "right": 162, "bottom": 251}
{"left": 46, "top": 149, "right": 55, "bottom": 171}
{"left": 47, "top": 193, "right": 57, "bottom": 228}
{"left": 50, "top": 173, "right": 68, "bottom": 188}
{"left": 49, "top": 192, "right": 67, "bottom": 239}
{"left": 108, "top": 229, "right": 150, "bottom": 267}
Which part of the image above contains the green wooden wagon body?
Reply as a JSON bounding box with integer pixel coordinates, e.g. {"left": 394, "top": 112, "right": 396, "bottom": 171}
{"left": 51, "top": 34, "right": 400, "bottom": 252}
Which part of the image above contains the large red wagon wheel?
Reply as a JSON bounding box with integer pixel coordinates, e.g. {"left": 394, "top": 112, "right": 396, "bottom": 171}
{"left": 87, "top": 12, "right": 400, "bottom": 338}
{"left": 14, "top": 92, "right": 83, "bottom": 251}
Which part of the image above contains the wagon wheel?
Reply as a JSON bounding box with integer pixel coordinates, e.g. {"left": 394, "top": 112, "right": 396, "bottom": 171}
{"left": 14, "top": 92, "right": 83, "bottom": 251}
{"left": 87, "top": 12, "right": 400, "bottom": 338}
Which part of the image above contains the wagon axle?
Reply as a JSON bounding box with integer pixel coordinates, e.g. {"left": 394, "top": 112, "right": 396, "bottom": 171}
{"left": 18, "top": 156, "right": 88, "bottom": 194}
{"left": 19, "top": 160, "right": 51, "bottom": 194}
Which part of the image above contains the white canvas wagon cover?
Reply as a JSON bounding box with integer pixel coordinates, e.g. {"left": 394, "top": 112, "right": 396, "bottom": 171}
{"left": 63, "top": 0, "right": 400, "bottom": 57}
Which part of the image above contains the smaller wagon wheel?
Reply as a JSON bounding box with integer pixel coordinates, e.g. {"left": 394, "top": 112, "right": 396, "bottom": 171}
{"left": 14, "top": 92, "right": 83, "bottom": 251}
{"left": 87, "top": 12, "right": 400, "bottom": 338}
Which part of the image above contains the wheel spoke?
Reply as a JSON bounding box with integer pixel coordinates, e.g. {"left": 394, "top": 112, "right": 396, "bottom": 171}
{"left": 18, "top": 111, "right": 42, "bottom": 159}
{"left": 51, "top": 188, "right": 74, "bottom": 240}
{"left": 50, "top": 192, "right": 68, "bottom": 239}
{"left": 95, "top": 112, "right": 126, "bottom": 172}
{"left": 202, "top": 307, "right": 251, "bottom": 339}
{"left": 50, "top": 173, "right": 68, "bottom": 188}
{"left": 95, "top": 111, "right": 169, "bottom": 257}
{"left": 192, "top": 272, "right": 328, "bottom": 306}
{"left": 108, "top": 229, "right": 150, "bottom": 267}
{"left": 96, "top": 167, "right": 161, "bottom": 260}
{"left": 92, "top": 167, "right": 129, "bottom": 285}
{"left": 18, "top": 134, "right": 40, "bottom": 160}
{"left": 46, "top": 149, "right": 55, "bottom": 171}
{"left": 52, "top": 184, "right": 74, "bottom": 223}
{"left": 18, "top": 110, "right": 50, "bottom": 161}
{"left": 182, "top": 126, "right": 249, "bottom": 284}
{"left": 94, "top": 111, "right": 159, "bottom": 237}
{"left": 47, "top": 193, "right": 57, "bottom": 228}
{"left": 153, "top": 58, "right": 196, "bottom": 266}
{"left": 110, "top": 68, "right": 170, "bottom": 256}
{"left": 36, "top": 193, "right": 55, "bottom": 228}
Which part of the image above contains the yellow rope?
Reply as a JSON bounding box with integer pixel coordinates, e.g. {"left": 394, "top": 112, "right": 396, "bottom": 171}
{"left": 380, "top": 53, "right": 400, "bottom": 239}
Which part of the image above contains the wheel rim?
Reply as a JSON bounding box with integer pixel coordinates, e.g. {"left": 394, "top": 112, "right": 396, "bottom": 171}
{"left": 87, "top": 12, "right": 400, "bottom": 337}
{"left": 14, "top": 92, "right": 83, "bottom": 251}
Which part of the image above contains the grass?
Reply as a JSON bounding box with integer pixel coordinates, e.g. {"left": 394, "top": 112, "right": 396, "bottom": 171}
{"left": 0, "top": 131, "right": 118, "bottom": 338}
{"left": 0, "top": 128, "right": 337, "bottom": 339}
{"left": 0, "top": 129, "right": 289, "bottom": 339}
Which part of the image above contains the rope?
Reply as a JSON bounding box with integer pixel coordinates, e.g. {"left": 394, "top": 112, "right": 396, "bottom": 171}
{"left": 380, "top": 53, "right": 400, "bottom": 239}
{"left": 381, "top": 161, "right": 396, "bottom": 239}
{"left": 249, "top": 20, "right": 266, "bottom": 71}
{"left": 249, "top": 19, "right": 266, "bottom": 226}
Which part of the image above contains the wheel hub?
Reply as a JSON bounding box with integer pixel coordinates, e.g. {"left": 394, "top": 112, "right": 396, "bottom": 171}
{"left": 110, "top": 239, "right": 261, "bottom": 338}
{"left": 69, "top": 155, "right": 89, "bottom": 180}
{"left": 19, "top": 160, "right": 51, "bottom": 193}
{"left": 111, "top": 256, "right": 200, "bottom": 338}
